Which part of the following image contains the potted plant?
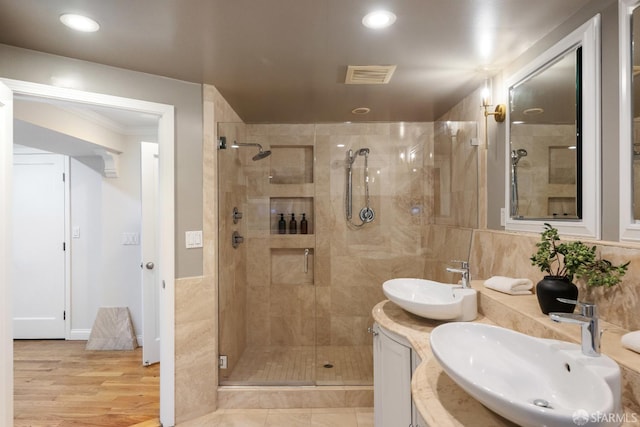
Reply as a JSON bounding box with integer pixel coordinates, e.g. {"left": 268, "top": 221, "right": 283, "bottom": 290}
{"left": 530, "top": 223, "right": 629, "bottom": 314}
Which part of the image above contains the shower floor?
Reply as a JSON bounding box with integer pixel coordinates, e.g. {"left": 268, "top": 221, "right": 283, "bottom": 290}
{"left": 221, "top": 345, "right": 373, "bottom": 386}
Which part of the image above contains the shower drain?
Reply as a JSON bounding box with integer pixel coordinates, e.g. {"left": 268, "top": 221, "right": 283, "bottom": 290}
{"left": 323, "top": 363, "right": 334, "bottom": 369}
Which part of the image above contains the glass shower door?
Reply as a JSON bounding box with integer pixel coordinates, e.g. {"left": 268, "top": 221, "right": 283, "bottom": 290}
{"left": 217, "top": 122, "right": 317, "bottom": 386}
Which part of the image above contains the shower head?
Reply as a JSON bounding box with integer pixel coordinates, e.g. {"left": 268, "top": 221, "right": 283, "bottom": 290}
{"left": 511, "top": 148, "right": 528, "bottom": 165}
{"left": 232, "top": 142, "right": 272, "bottom": 161}
{"left": 357, "top": 148, "right": 370, "bottom": 156}
{"left": 252, "top": 149, "right": 272, "bottom": 161}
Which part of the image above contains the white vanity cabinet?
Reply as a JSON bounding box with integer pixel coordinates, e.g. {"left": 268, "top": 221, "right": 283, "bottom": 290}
{"left": 373, "top": 323, "right": 427, "bottom": 427}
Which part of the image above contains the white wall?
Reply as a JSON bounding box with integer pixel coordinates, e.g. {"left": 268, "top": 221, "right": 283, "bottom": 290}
{"left": 70, "top": 140, "right": 143, "bottom": 339}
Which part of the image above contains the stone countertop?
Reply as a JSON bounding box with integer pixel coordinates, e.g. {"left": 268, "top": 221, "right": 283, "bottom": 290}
{"left": 372, "top": 280, "right": 640, "bottom": 426}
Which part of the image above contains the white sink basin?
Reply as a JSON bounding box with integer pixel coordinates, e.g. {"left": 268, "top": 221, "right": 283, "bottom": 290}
{"left": 430, "top": 323, "right": 622, "bottom": 427}
{"left": 382, "top": 278, "right": 477, "bottom": 321}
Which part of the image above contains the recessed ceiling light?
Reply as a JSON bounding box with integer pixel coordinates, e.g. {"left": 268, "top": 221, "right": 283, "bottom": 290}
{"left": 362, "top": 10, "right": 396, "bottom": 29}
{"left": 352, "top": 107, "right": 371, "bottom": 115}
{"left": 523, "top": 107, "right": 544, "bottom": 115}
{"left": 60, "top": 14, "right": 100, "bottom": 32}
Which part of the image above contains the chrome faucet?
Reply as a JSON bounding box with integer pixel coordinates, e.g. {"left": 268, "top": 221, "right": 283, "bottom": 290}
{"left": 446, "top": 260, "right": 470, "bottom": 288}
{"left": 549, "top": 299, "right": 600, "bottom": 357}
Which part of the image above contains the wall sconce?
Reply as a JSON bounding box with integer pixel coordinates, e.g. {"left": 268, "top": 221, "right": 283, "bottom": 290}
{"left": 484, "top": 103, "right": 506, "bottom": 122}
{"left": 480, "top": 81, "right": 506, "bottom": 149}
{"left": 482, "top": 96, "right": 507, "bottom": 123}
{"left": 481, "top": 86, "right": 506, "bottom": 123}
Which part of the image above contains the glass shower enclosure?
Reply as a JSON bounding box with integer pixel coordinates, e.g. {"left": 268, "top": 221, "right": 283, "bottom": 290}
{"left": 217, "top": 121, "right": 478, "bottom": 387}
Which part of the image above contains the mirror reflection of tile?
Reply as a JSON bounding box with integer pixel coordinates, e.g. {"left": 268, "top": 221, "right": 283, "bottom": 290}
{"left": 548, "top": 146, "right": 577, "bottom": 185}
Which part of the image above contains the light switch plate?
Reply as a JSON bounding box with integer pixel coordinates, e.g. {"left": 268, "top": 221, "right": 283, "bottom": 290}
{"left": 185, "top": 230, "right": 203, "bottom": 249}
{"left": 72, "top": 226, "right": 80, "bottom": 238}
{"left": 122, "top": 232, "right": 140, "bottom": 245}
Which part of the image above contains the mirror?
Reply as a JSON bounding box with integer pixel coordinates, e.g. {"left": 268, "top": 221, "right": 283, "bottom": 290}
{"left": 620, "top": 0, "right": 640, "bottom": 241}
{"left": 633, "top": 6, "right": 640, "bottom": 220}
{"left": 505, "top": 14, "right": 600, "bottom": 238}
{"left": 509, "top": 49, "right": 581, "bottom": 220}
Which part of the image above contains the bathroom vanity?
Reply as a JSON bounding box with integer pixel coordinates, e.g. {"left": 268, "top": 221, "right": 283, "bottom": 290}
{"left": 372, "top": 280, "right": 640, "bottom": 427}
{"left": 372, "top": 322, "right": 426, "bottom": 427}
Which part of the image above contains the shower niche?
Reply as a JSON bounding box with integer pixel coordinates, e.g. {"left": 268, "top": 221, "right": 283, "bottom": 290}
{"left": 269, "top": 145, "right": 314, "bottom": 184}
{"left": 270, "top": 197, "right": 314, "bottom": 236}
{"left": 268, "top": 143, "right": 315, "bottom": 238}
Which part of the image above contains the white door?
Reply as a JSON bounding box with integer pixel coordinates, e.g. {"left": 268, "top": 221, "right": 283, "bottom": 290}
{"left": 0, "top": 80, "right": 15, "bottom": 427}
{"left": 141, "top": 142, "right": 160, "bottom": 366}
{"left": 12, "top": 153, "right": 66, "bottom": 339}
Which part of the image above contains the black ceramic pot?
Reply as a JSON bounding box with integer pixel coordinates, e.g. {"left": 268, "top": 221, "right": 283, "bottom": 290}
{"left": 535, "top": 276, "right": 578, "bottom": 314}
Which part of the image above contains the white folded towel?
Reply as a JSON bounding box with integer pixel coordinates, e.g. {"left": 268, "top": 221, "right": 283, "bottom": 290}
{"left": 622, "top": 331, "right": 640, "bottom": 354}
{"left": 483, "top": 276, "right": 533, "bottom": 295}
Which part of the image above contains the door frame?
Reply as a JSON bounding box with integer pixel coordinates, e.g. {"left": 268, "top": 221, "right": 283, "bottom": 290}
{"left": 0, "top": 79, "right": 176, "bottom": 426}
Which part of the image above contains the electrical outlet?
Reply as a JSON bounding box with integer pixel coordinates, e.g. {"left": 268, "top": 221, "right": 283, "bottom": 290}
{"left": 219, "top": 355, "right": 228, "bottom": 369}
{"left": 500, "top": 208, "right": 506, "bottom": 227}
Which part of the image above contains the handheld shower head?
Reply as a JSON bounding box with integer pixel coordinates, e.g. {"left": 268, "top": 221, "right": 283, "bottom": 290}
{"left": 511, "top": 148, "right": 528, "bottom": 165}
{"left": 357, "top": 148, "right": 370, "bottom": 156}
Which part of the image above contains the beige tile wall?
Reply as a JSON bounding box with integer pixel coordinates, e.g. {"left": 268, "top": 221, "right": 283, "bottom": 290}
{"left": 316, "top": 123, "right": 433, "bottom": 346}
{"left": 243, "top": 124, "right": 317, "bottom": 349}
{"left": 470, "top": 228, "right": 640, "bottom": 332}
{"left": 175, "top": 275, "right": 217, "bottom": 423}
{"left": 511, "top": 124, "right": 576, "bottom": 218}
{"left": 433, "top": 121, "right": 479, "bottom": 229}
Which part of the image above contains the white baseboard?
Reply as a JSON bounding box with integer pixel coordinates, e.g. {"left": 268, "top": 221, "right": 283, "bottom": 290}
{"left": 69, "top": 328, "right": 91, "bottom": 340}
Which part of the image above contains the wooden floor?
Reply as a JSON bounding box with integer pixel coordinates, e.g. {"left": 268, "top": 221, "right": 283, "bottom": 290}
{"left": 13, "top": 340, "right": 159, "bottom": 427}
{"left": 222, "top": 345, "right": 373, "bottom": 386}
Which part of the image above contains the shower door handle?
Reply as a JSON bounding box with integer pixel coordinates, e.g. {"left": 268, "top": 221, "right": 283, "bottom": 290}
{"left": 304, "top": 248, "right": 310, "bottom": 273}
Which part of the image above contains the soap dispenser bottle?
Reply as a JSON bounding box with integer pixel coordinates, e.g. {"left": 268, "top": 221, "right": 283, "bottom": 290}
{"left": 300, "top": 213, "right": 308, "bottom": 234}
{"left": 278, "top": 213, "right": 286, "bottom": 234}
{"left": 289, "top": 213, "right": 297, "bottom": 234}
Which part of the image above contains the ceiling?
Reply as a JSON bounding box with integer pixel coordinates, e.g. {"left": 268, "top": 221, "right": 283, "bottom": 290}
{"left": 0, "top": 0, "right": 593, "bottom": 123}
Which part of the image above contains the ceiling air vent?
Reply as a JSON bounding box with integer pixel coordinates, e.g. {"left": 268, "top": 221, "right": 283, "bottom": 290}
{"left": 345, "top": 65, "right": 396, "bottom": 84}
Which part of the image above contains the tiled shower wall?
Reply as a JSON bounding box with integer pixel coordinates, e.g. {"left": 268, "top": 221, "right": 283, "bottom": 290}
{"left": 315, "top": 123, "right": 432, "bottom": 346}
{"left": 511, "top": 124, "right": 576, "bottom": 217}
{"left": 216, "top": 122, "right": 478, "bottom": 354}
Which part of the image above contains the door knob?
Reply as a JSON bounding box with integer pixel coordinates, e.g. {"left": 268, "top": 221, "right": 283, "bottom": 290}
{"left": 146, "top": 262, "right": 155, "bottom": 270}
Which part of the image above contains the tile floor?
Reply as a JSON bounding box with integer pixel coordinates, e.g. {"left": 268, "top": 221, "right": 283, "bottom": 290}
{"left": 178, "top": 407, "right": 373, "bottom": 427}
{"left": 221, "top": 345, "right": 373, "bottom": 386}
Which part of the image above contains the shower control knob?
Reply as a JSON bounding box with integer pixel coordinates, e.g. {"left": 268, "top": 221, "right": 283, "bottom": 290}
{"left": 359, "top": 207, "right": 375, "bottom": 223}
{"left": 232, "top": 207, "right": 243, "bottom": 224}
{"left": 232, "top": 231, "right": 244, "bottom": 249}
